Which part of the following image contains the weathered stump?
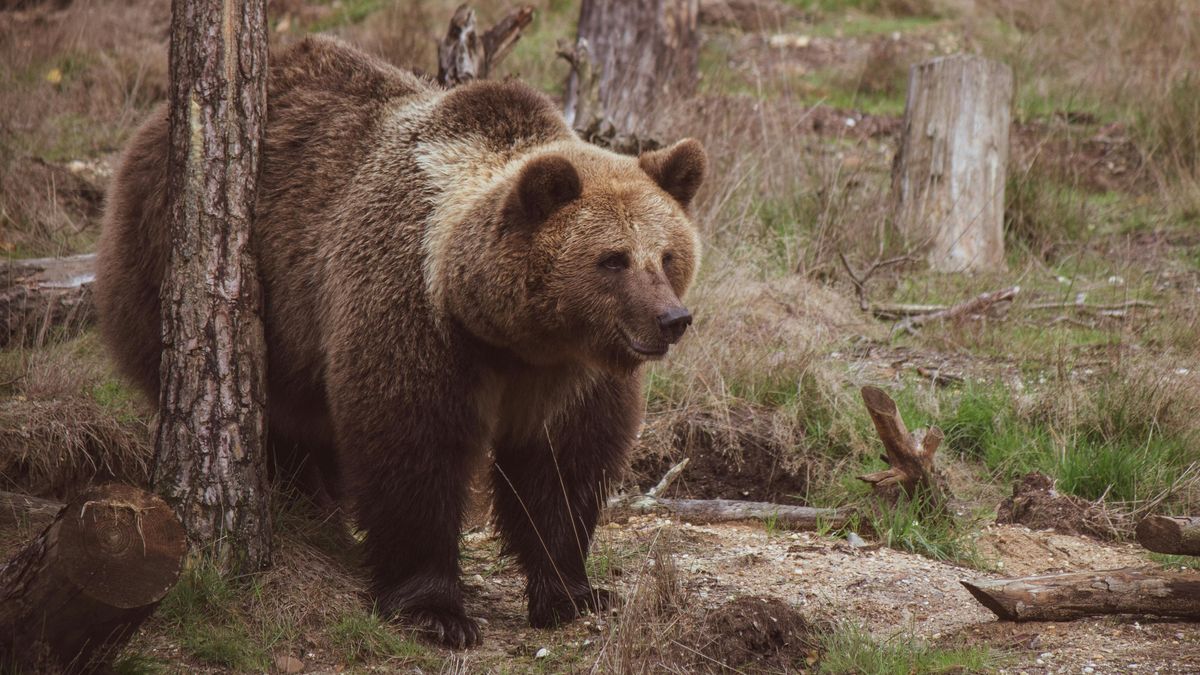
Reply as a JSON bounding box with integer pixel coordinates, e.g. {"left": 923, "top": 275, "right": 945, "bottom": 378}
{"left": 892, "top": 55, "right": 1013, "bottom": 272}
{"left": 0, "top": 484, "right": 187, "bottom": 673}
{"left": 436, "top": 3, "right": 535, "bottom": 86}
{"left": 564, "top": 0, "right": 700, "bottom": 140}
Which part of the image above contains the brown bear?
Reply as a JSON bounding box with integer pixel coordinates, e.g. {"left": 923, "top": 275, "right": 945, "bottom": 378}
{"left": 95, "top": 36, "right": 705, "bottom": 648}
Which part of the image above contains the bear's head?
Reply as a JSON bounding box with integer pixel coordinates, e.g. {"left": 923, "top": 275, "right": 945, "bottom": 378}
{"left": 444, "top": 138, "right": 707, "bottom": 372}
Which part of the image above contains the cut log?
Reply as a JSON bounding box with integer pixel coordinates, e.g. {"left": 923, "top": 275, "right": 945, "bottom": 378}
{"left": 0, "top": 490, "right": 63, "bottom": 528}
{"left": 858, "top": 386, "right": 948, "bottom": 505}
{"left": 1, "top": 253, "right": 96, "bottom": 348}
{"left": 961, "top": 567, "right": 1200, "bottom": 621}
{"left": 1137, "top": 515, "right": 1200, "bottom": 556}
{"left": 609, "top": 495, "right": 852, "bottom": 530}
{"left": 0, "top": 484, "right": 187, "bottom": 673}
{"left": 564, "top": 0, "right": 699, "bottom": 140}
{"left": 437, "top": 3, "right": 535, "bottom": 86}
{"left": 892, "top": 55, "right": 1013, "bottom": 272}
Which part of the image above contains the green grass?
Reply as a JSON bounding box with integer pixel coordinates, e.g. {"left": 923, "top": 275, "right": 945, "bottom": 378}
{"left": 819, "top": 623, "right": 997, "bottom": 674}
{"left": 156, "top": 563, "right": 271, "bottom": 671}
{"left": 328, "top": 612, "right": 425, "bottom": 665}
{"left": 866, "top": 493, "right": 991, "bottom": 569}
{"left": 111, "top": 654, "right": 168, "bottom": 675}
{"left": 1148, "top": 552, "right": 1200, "bottom": 571}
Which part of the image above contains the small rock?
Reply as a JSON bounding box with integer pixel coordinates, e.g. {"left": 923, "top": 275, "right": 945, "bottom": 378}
{"left": 274, "top": 654, "right": 304, "bottom": 674}
{"left": 535, "top": 647, "right": 551, "bottom": 659}
{"left": 846, "top": 532, "right": 869, "bottom": 548}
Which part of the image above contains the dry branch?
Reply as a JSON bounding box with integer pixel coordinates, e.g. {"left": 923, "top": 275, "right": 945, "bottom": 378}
{"left": 858, "top": 386, "right": 948, "bottom": 505}
{"left": 0, "top": 484, "right": 187, "bottom": 673}
{"left": 610, "top": 495, "right": 851, "bottom": 530}
{"left": 961, "top": 567, "right": 1200, "bottom": 621}
{"left": 891, "top": 286, "right": 1019, "bottom": 337}
{"left": 437, "top": 4, "right": 534, "bottom": 86}
{"left": 837, "top": 252, "right": 916, "bottom": 313}
{"left": 1137, "top": 515, "right": 1200, "bottom": 556}
{"left": 1, "top": 253, "right": 96, "bottom": 348}
{"left": 0, "top": 490, "right": 62, "bottom": 528}
{"left": 608, "top": 460, "right": 850, "bottom": 530}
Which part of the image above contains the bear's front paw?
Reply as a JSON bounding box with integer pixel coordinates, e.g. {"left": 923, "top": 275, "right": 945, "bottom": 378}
{"left": 529, "top": 585, "right": 620, "bottom": 628}
{"left": 404, "top": 607, "right": 482, "bottom": 649}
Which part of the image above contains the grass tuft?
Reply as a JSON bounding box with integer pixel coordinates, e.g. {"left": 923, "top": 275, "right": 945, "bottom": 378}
{"left": 818, "top": 622, "right": 996, "bottom": 674}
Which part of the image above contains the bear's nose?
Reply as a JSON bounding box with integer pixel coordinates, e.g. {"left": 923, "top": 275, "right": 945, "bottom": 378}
{"left": 657, "top": 306, "right": 693, "bottom": 344}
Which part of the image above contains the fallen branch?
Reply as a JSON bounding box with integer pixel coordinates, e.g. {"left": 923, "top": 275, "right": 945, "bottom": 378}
{"left": 1137, "top": 515, "right": 1200, "bottom": 556}
{"left": 610, "top": 495, "right": 851, "bottom": 530}
{"left": 2, "top": 253, "right": 96, "bottom": 348}
{"left": 0, "top": 490, "right": 63, "bottom": 528}
{"left": 891, "top": 286, "right": 1019, "bottom": 337}
{"left": 0, "top": 484, "right": 187, "bottom": 673}
{"left": 1026, "top": 299, "right": 1155, "bottom": 312}
{"left": 608, "top": 460, "right": 851, "bottom": 530}
{"left": 858, "top": 386, "right": 948, "bottom": 505}
{"left": 437, "top": 4, "right": 534, "bottom": 86}
{"left": 961, "top": 567, "right": 1200, "bottom": 621}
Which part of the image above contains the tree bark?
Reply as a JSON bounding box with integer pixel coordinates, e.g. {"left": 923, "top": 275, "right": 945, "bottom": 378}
{"left": 564, "top": 0, "right": 700, "bottom": 139}
{"left": 961, "top": 567, "right": 1200, "bottom": 621}
{"left": 1137, "top": 515, "right": 1200, "bottom": 556}
{"left": 1, "top": 254, "right": 96, "bottom": 348}
{"left": 159, "top": 0, "right": 271, "bottom": 572}
{"left": 0, "top": 484, "right": 187, "bottom": 673}
{"left": 892, "top": 55, "right": 1012, "bottom": 272}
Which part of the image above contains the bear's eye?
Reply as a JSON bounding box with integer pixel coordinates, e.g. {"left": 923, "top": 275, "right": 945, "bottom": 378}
{"left": 662, "top": 251, "right": 675, "bottom": 267}
{"left": 599, "top": 252, "right": 630, "bottom": 271}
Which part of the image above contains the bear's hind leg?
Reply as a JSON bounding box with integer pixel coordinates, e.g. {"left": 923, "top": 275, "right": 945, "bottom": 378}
{"left": 491, "top": 374, "right": 640, "bottom": 628}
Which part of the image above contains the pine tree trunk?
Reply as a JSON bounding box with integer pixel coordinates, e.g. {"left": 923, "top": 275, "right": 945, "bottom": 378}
{"left": 565, "top": 0, "right": 699, "bottom": 138}
{"left": 158, "top": 0, "right": 271, "bottom": 573}
{"left": 892, "top": 55, "right": 1012, "bottom": 273}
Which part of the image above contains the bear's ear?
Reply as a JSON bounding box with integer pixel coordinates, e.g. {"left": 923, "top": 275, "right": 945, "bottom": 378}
{"left": 505, "top": 153, "right": 582, "bottom": 228}
{"left": 639, "top": 138, "right": 707, "bottom": 210}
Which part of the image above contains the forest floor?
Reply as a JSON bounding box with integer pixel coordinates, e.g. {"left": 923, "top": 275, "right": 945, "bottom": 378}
{"left": 3, "top": 0, "right": 1200, "bottom": 672}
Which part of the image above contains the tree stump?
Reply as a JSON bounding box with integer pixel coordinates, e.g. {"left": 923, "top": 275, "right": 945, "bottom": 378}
{"left": 0, "top": 484, "right": 187, "bottom": 673}
{"left": 857, "top": 386, "right": 948, "bottom": 506}
{"left": 1137, "top": 515, "right": 1200, "bottom": 556}
{"left": 892, "top": 55, "right": 1013, "bottom": 273}
{"left": 160, "top": 0, "right": 272, "bottom": 572}
{"left": 436, "top": 4, "right": 535, "bottom": 86}
{"left": 564, "top": 0, "right": 700, "bottom": 140}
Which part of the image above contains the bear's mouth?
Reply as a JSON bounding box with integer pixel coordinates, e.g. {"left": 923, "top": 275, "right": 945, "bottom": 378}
{"left": 623, "top": 333, "right": 669, "bottom": 360}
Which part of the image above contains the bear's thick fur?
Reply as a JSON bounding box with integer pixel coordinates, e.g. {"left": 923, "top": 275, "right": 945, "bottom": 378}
{"left": 95, "top": 36, "right": 705, "bottom": 647}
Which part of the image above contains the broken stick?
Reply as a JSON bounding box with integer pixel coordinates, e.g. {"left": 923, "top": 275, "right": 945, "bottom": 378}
{"left": 961, "top": 567, "right": 1200, "bottom": 621}
{"left": 1137, "top": 515, "right": 1200, "bottom": 556}
{"left": 891, "top": 286, "right": 1019, "bottom": 337}
{"left": 608, "top": 459, "right": 851, "bottom": 530}
{"left": 858, "top": 386, "right": 948, "bottom": 505}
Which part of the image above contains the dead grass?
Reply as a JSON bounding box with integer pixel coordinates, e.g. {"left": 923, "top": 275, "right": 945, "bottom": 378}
{"left": 0, "top": 333, "right": 151, "bottom": 498}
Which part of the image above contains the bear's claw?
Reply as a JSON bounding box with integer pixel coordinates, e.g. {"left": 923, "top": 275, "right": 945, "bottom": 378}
{"left": 407, "top": 607, "right": 481, "bottom": 649}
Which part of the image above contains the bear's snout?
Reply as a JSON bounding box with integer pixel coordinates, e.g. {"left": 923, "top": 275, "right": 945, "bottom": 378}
{"left": 657, "top": 305, "right": 693, "bottom": 344}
